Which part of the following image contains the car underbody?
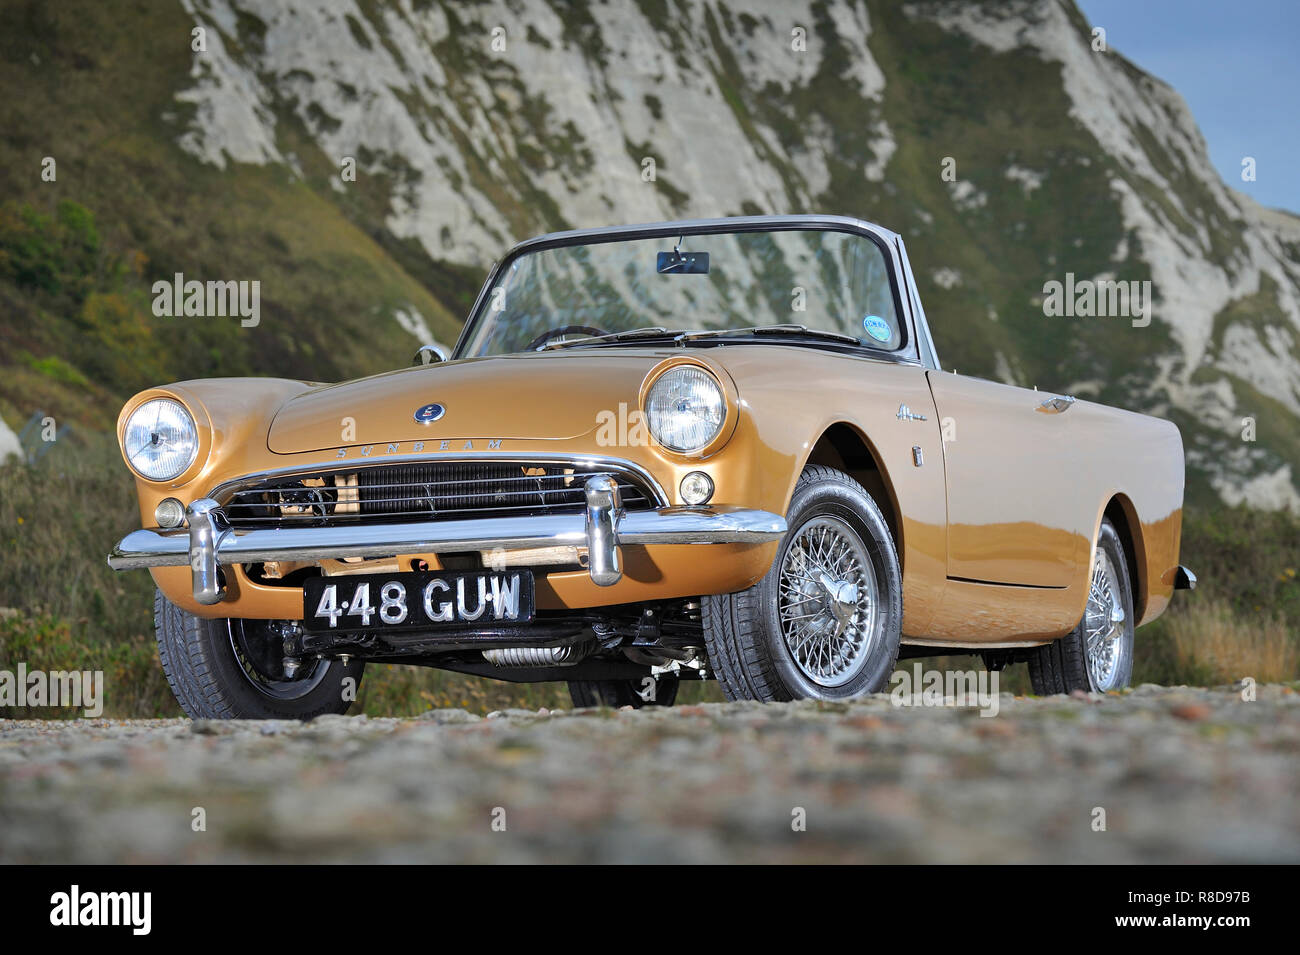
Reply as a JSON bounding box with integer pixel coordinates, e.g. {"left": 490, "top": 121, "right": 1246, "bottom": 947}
{"left": 270, "top": 598, "right": 999, "bottom": 687}
{"left": 290, "top": 597, "right": 708, "bottom": 684}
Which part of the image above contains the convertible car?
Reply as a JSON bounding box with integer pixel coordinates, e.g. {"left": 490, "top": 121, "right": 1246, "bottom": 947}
{"left": 108, "top": 215, "right": 1195, "bottom": 719}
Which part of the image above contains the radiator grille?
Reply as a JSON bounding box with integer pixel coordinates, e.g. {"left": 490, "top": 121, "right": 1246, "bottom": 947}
{"left": 219, "top": 462, "right": 654, "bottom": 529}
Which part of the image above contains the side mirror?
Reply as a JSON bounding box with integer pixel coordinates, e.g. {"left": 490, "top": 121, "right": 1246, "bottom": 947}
{"left": 413, "top": 344, "right": 449, "bottom": 366}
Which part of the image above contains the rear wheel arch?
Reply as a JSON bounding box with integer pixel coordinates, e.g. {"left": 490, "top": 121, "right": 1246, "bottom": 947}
{"left": 1028, "top": 516, "right": 1135, "bottom": 694}
{"left": 1100, "top": 494, "right": 1146, "bottom": 623}
{"left": 800, "top": 422, "right": 903, "bottom": 564}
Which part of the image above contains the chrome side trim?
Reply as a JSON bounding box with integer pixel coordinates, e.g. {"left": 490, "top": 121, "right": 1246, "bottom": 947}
{"left": 204, "top": 452, "right": 671, "bottom": 509}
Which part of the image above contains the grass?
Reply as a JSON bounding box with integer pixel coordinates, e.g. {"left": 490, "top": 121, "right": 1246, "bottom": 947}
{"left": 0, "top": 434, "right": 155, "bottom": 648}
{"left": 0, "top": 611, "right": 168, "bottom": 720}
{"left": 356, "top": 664, "right": 723, "bottom": 717}
{"left": 1163, "top": 600, "right": 1298, "bottom": 685}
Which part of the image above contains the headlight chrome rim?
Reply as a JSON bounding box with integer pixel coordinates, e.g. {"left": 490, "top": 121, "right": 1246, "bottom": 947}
{"left": 123, "top": 397, "right": 200, "bottom": 482}
{"left": 644, "top": 364, "right": 728, "bottom": 454}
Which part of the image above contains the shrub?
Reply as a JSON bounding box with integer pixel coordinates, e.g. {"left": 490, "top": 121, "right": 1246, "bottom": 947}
{"left": 0, "top": 611, "right": 174, "bottom": 719}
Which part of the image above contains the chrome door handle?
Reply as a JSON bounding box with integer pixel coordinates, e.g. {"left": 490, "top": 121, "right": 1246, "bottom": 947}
{"left": 1038, "top": 394, "right": 1076, "bottom": 413}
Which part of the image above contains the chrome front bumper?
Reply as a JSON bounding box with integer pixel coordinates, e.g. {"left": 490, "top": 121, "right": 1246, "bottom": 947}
{"left": 107, "top": 475, "right": 787, "bottom": 605}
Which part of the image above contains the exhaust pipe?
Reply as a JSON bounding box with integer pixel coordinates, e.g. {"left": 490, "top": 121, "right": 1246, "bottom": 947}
{"left": 482, "top": 642, "right": 591, "bottom": 668}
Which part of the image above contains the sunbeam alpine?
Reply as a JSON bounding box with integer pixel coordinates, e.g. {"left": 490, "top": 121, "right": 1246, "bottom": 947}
{"left": 108, "top": 215, "right": 1195, "bottom": 718}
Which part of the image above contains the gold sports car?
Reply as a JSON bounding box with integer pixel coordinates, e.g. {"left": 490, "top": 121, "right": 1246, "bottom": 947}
{"left": 108, "top": 215, "right": 1196, "bottom": 718}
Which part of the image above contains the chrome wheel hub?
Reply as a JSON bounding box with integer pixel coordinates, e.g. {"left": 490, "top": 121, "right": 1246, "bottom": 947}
{"left": 1084, "top": 548, "right": 1127, "bottom": 691}
{"left": 778, "top": 516, "right": 878, "bottom": 686}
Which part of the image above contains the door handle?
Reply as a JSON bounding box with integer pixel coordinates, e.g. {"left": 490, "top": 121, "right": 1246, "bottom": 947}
{"left": 1038, "top": 394, "right": 1076, "bottom": 413}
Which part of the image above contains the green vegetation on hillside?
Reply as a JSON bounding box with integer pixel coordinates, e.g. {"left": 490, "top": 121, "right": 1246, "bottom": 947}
{"left": 0, "top": 0, "right": 465, "bottom": 435}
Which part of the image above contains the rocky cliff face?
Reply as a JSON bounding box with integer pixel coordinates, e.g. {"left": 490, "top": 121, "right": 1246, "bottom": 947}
{"left": 7, "top": 0, "right": 1300, "bottom": 509}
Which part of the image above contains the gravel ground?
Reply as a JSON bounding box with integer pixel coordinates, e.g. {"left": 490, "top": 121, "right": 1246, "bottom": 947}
{"left": 1, "top": 684, "right": 1298, "bottom": 863}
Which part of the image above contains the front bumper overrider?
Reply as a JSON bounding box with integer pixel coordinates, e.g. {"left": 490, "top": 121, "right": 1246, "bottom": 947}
{"left": 107, "top": 475, "right": 787, "bottom": 606}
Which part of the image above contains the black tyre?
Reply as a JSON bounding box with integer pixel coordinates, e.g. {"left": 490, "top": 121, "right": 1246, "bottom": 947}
{"left": 568, "top": 675, "right": 679, "bottom": 709}
{"left": 703, "top": 465, "right": 902, "bottom": 701}
{"left": 1027, "top": 519, "right": 1135, "bottom": 694}
{"left": 154, "top": 590, "right": 364, "bottom": 719}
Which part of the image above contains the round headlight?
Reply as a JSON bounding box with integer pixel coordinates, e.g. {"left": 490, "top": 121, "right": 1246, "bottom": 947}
{"left": 645, "top": 366, "right": 726, "bottom": 453}
{"left": 124, "top": 398, "right": 199, "bottom": 482}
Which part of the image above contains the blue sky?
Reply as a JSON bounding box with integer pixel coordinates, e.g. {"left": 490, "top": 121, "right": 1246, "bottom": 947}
{"left": 1077, "top": 0, "right": 1299, "bottom": 212}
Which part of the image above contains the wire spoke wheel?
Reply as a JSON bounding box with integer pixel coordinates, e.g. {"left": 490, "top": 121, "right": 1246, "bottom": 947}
{"left": 153, "top": 590, "right": 363, "bottom": 720}
{"left": 1083, "top": 548, "right": 1127, "bottom": 691}
{"left": 704, "top": 465, "right": 901, "bottom": 702}
{"left": 1025, "top": 519, "right": 1134, "bottom": 696}
{"left": 227, "top": 620, "right": 330, "bottom": 702}
{"left": 777, "top": 515, "right": 878, "bottom": 687}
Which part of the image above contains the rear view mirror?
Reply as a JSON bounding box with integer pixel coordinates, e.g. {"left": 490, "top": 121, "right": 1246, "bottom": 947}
{"left": 656, "top": 250, "right": 710, "bottom": 274}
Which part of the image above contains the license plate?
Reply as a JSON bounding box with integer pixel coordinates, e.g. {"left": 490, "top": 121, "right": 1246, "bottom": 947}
{"left": 302, "top": 570, "right": 534, "bottom": 633}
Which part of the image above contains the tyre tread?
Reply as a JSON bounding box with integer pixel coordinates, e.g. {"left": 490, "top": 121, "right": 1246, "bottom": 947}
{"left": 1026, "top": 519, "right": 1132, "bottom": 695}
{"left": 153, "top": 589, "right": 359, "bottom": 720}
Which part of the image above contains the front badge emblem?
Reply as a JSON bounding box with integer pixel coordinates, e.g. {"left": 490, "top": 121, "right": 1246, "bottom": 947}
{"left": 414, "top": 402, "right": 445, "bottom": 424}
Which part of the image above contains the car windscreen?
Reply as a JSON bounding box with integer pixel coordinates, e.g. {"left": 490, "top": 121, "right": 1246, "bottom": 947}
{"left": 459, "top": 228, "right": 904, "bottom": 356}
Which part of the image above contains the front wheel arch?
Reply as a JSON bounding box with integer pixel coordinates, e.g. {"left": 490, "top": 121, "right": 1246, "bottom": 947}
{"left": 798, "top": 421, "right": 904, "bottom": 566}
{"left": 704, "top": 464, "right": 904, "bottom": 701}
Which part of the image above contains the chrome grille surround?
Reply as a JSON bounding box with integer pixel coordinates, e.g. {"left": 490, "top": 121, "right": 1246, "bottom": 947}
{"left": 209, "top": 455, "right": 665, "bottom": 530}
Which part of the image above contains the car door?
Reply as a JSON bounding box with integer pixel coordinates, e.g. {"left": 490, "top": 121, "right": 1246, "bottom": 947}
{"left": 925, "top": 371, "right": 1084, "bottom": 589}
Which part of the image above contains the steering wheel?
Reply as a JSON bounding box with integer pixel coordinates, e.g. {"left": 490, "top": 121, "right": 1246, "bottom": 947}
{"left": 524, "top": 324, "right": 609, "bottom": 351}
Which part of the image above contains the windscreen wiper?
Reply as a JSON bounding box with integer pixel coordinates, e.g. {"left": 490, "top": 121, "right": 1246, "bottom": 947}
{"left": 751, "top": 324, "right": 864, "bottom": 345}
{"left": 544, "top": 324, "right": 868, "bottom": 350}
{"left": 541, "top": 326, "right": 680, "bottom": 350}
{"left": 674, "top": 324, "right": 864, "bottom": 346}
